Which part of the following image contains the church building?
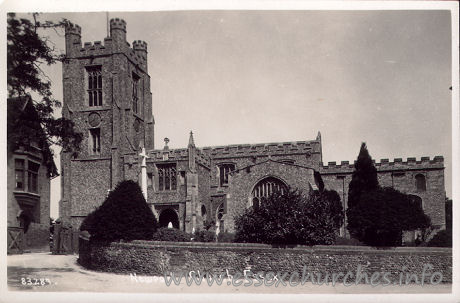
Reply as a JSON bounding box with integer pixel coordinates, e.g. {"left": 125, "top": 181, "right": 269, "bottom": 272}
{"left": 60, "top": 19, "right": 446, "bottom": 238}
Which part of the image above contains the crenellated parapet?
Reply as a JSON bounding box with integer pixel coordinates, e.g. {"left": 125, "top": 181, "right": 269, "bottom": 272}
{"left": 65, "top": 22, "right": 81, "bottom": 36}
{"left": 200, "top": 140, "right": 320, "bottom": 159}
{"left": 320, "top": 156, "right": 444, "bottom": 174}
{"left": 64, "top": 18, "right": 148, "bottom": 72}
{"left": 64, "top": 22, "right": 82, "bottom": 57}
{"left": 133, "top": 40, "right": 148, "bottom": 53}
{"left": 110, "top": 18, "right": 126, "bottom": 32}
{"left": 147, "top": 148, "right": 211, "bottom": 168}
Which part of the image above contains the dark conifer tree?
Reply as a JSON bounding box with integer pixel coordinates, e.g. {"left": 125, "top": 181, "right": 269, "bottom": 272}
{"left": 80, "top": 180, "right": 158, "bottom": 242}
{"left": 347, "top": 142, "right": 379, "bottom": 208}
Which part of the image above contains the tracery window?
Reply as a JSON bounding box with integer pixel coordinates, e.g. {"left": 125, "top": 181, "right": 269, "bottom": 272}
{"left": 157, "top": 163, "right": 177, "bottom": 191}
{"left": 87, "top": 66, "right": 102, "bottom": 107}
{"left": 251, "top": 177, "right": 287, "bottom": 199}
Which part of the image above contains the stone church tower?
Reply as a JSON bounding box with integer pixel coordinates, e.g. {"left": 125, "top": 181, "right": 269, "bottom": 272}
{"left": 59, "top": 18, "right": 445, "bottom": 241}
{"left": 60, "top": 19, "right": 154, "bottom": 230}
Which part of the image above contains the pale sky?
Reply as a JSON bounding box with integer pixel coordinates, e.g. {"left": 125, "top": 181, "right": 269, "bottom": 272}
{"left": 11, "top": 9, "right": 454, "bottom": 219}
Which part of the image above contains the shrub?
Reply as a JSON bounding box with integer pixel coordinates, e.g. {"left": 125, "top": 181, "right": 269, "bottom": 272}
{"left": 234, "top": 188, "right": 343, "bottom": 245}
{"left": 80, "top": 180, "right": 158, "bottom": 242}
{"left": 193, "top": 229, "right": 215, "bottom": 242}
{"left": 217, "top": 232, "right": 235, "bottom": 243}
{"left": 334, "top": 236, "right": 365, "bottom": 246}
{"left": 152, "top": 227, "right": 191, "bottom": 242}
{"left": 426, "top": 229, "right": 452, "bottom": 247}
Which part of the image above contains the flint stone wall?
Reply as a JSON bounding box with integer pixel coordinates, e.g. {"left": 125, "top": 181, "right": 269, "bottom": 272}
{"left": 79, "top": 240, "right": 452, "bottom": 283}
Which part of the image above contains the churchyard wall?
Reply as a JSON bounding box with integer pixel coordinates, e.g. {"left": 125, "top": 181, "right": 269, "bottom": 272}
{"left": 79, "top": 240, "right": 452, "bottom": 283}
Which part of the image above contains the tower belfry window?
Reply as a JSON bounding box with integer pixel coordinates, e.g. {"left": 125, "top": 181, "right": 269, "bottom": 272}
{"left": 87, "top": 66, "right": 102, "bottom": 107}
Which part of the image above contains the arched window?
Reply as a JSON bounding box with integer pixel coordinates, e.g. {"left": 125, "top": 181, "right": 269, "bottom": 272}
{"left": 251, "top": 176, "right": 287, "bottom": 199}
{"left": 415, "top": 174, "right": 426, "bottom": 192}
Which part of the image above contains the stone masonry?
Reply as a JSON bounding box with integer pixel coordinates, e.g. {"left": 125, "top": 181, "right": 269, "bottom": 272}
{"left": 60, "top": 19, "right": 446, "bottom": 237}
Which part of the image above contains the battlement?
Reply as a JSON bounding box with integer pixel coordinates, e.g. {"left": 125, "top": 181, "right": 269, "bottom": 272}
{"left": 147, "top": 148, "right": 211, "bottom": 167}
{"left": 63, "top": 18, "right": 147, "bottom": 70}
{"left": 200, "top": 140, "right": 318, "bottom": 158}
{"left": 320, "top": 156, "right": 444, "bottom": 174}
{"left": 144, "top": 138, "right": 321, "bottom": 166}
{"left": 81, "top": 41, "right": 106, "bottom": 50}
{"left": 65, "top": 22, "right": 81, "bottom": 35}
{"left": 133, "top": 40, "right": 148, "bottom": 51}
{"left": 110, "top": 18, "right": 126, "bottom": 32}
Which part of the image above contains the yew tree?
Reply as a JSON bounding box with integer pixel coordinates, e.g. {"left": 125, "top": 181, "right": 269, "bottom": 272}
{"left": 347, "top": 143, "right": 379, "bottom": 208}
{"left": 80, "top": 180, "right": 158, "bottom": 242}
{"left": 346, "top": 143, "right": 432, "bottom": 246}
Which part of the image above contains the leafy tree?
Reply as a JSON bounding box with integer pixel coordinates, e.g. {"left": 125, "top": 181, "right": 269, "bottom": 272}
{"left": 80, "top": 180, "right": 158, "bottom": 242}
{"left": 234, "top": 187, "right": 343, "bottom": 245}
{"left": 347, "top": 143, "right": 379, "bottom": 208}
{"left": 7, "top": 13, "right": 82, "bottom": 174}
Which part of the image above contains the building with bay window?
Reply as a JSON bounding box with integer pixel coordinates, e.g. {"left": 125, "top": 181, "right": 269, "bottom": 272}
{"left": 7, "top": 97, "right": 57, "bottom": 253}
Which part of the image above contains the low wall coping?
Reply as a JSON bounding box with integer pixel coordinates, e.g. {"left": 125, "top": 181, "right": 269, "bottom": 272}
{"left": 111, "top": 240, "right": 452, "bottom": 254}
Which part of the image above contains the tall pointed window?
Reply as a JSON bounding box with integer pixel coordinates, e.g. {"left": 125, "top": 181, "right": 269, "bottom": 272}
{"left": 87, "top": 66, "right": 102, "bottom": 107}
{"left": 89, "top": 128, "right": 101, "bottom": 155}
